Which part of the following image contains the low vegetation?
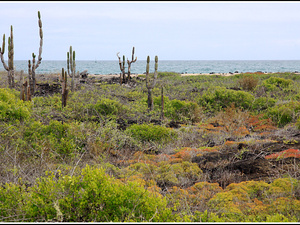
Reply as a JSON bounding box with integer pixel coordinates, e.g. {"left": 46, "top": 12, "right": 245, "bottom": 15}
{"left": 0, "top": 70, "right": 299, "bottom": 222}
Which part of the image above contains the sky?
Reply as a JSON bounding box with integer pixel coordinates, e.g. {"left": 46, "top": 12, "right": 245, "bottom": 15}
{"left": 1, "top": 1, "right": 300, "bottom": 60}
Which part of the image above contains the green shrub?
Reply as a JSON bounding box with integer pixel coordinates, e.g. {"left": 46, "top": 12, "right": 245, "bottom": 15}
{"left": 87, "top": 98, "right": 128, "bottom": 118}
{"left": 125, "top": 123, "right": 177, "bottom": 143}
{"left": 266, "top": 101, "right": 300, "bottom": 127}
{"left": 154, "top": 96, "right": 202, "bottom": 123}
{"left": 0, "top": 181, "right": 28, "bottom": 222}
{"left": 0, "top": 88, "right": 31, "bottom": 121}
{"left": 21, "top": 120, "right": 86, "bottom": 157}
{"left": 263, "top": 77, "right": 293, "bottom": 88}
{"left": 196, "top": 86, "right": 255, "bottom": 113}
{"left": 259, "top": 77, "right": 293, "bottom": 92}
{"left": 252, "top": 97, "right": 276, "bottom": 112}
{"left": 0, "top": 166, "right": 173, "bottom": 222}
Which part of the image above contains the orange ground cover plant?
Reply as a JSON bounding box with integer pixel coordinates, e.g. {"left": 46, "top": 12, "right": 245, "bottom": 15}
{"left": 265, "top": 149, "right": 300, "bottom": 159}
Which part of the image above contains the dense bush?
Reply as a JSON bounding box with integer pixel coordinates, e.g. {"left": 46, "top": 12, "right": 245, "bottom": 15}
{"left": 86, "top": 98, "right": 128, "bottom": 119}
{"left": 3, "top": 120, "right": 87, "bottom": 158}
{"left": 262, "top": 77, "right": 293, "bottom": 90}
{"left": 154, "top": 96, "right": 202, "bottom": 123}
{"left": 0, "top": 165, "right": 173, "bottom": 222}
{"left": 125, "top": 123, "right": 177, "bottom": 143}
{"left": 252, "top": 97, "right": 276, "bottom": 112}
{"left": 266, "top": 100, "right": 300, "bottom": 127}
{"left": 0, "top": 88, "right": 31, "bottom": 121}
{"left": 196, "top": 86, "right": 255, "bottom": 113}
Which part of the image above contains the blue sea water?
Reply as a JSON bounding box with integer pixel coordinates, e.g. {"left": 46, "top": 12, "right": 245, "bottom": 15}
{"left": 1, "top": 60, "right": 300, "bottom": 75}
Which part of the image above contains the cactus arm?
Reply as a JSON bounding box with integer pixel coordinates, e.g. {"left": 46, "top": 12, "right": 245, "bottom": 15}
{"left": 67, "top": 52, "right": 71, "bottom": 77}
{"left": 116, "top": 52, "right": 125, "bottom": 72}
{"left": 0, "top": 33, "right": 9, "bottom": 71}
{"left": 35, "top": 11, "right": 43, "bottom": 69}
{"left": 145, "top": 55, "right": 150, "bottom": 88}
{"left": 1, "top": 34, "right": 5, "bottom": 54}
{"left": 0, "top": 34, "right": 8, "bottom": 71}
{"left": 66, "top": 46, "right": 75, "bottom": 91}
{"left": 151, "top": 55, "right": 158, "bottom": 88}
{"left": 72, "top": 50, "right": 75, "bottom": 73}
{"left": 69, "top": 46, "right": 73, "bottom": 73}
{"left": 9, "top": 26, "right": 14, "bottom": 70}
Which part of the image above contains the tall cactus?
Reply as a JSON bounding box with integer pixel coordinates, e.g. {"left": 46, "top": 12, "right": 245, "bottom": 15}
{"left": 126, "top": 46, "right": 137, "bottom": 82}
{"left": 145, "top": 55, "right": 158, "bottom": 111}
{"left": 160, "top": 85, "right": 164, "bottom": 120}
{"left": 117, "top": 52, "right": 126, "bottom": 83}
{"left": 61, "top": 68, "right": 68, "bottom": 108}
{"left": 28, "top": 10, "right": 43, "bottom": 95}
{"left": 117, "top": 46, "right": 137, "bottom": 84}
{"left": 0, "top": 25, "right": 15, "bottom": 88}
{"left": 67, "top": 46, "right": 76, "bottom": 92}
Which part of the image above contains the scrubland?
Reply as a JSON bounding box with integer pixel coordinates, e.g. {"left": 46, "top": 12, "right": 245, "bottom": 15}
{"left": 0, "top": 70, "right": 299, "bottom": 222}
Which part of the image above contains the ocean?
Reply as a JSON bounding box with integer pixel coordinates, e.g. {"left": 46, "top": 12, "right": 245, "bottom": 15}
{"left": 1, "top": 60, "right": 300, "bottom": 75}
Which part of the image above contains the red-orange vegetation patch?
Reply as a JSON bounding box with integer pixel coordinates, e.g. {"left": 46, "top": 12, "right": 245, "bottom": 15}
{"left": 233, "top": 126, "right": 250, "bottom": 137}
{"left": 265, "top": 149, "right": 300, "bottom": 159}
{"left": 225, "top": 140, "right": 237, "bottom": 146}
{"left": 171, "top": 147, "right": 204, "bottom": 162}
{"left": 200, "top": 147, "right": 219, "bottom": 153}
{"left": 117, "top": 151, "right": 157, "bottom": 166}
{"left": 247, "top": 114, "right": 277, "bottom": 132}
{"left": 168, "top": 147, "right": 219, "bottom": 163}
{"left": 197, "top": 123, "right": 224, "bottom": 133}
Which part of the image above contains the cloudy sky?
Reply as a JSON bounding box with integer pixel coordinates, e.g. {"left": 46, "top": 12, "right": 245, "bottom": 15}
{"left": 1, "top": 1, "right": 300, "bottom": 60}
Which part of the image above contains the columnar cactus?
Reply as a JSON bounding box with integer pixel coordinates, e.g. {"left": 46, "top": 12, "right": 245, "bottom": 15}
{"left": 28, "top": 11, "right": 43, "bottom": 95}
{"left": 160, "top": 86, "right": 164, "bottom": 120}
{"left": 126, "top": 46, "right": 137, "bottom": 82}
{"left": 20, "top": 70, "right": 25, "bottom": 100}
{"left": 117, "top": 52, "right": 126, "bottom": 83}
{"left": 117, "top": 46, "right": 137, "bottom": 84}
{"left": 67, "top": 46, "right": 76, "bottom": 92}
{"left": 61, "top": 68, "right": 68, "bottom": 108}
{"left": 145, "top": 55, "right": 158, "bottom": 111}
{"left": 0, "top": 25, "right": 15, "bottom": 88}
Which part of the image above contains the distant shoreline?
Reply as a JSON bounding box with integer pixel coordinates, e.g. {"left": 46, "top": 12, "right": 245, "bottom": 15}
{"left": 89, "top": 71, "right": 300, "bottom": 78}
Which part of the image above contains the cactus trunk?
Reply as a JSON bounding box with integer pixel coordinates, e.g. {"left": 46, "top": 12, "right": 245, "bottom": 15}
{"left": 126, "top": 46, "right": 137, "bottom": 82}
{"left": 28, "top": 11, "right": 43, "bottom": 95}
{"left": 61, "top": 68, "right": 68, "bottom": 108}
{"left": 67, "top": 46, "right": 76, "bottom": 92}
{"left": 160, "top": 86, "right": 164, "bottom": 120}
{"left": 145, "top": 55, "right": 158, "bottom": 112}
